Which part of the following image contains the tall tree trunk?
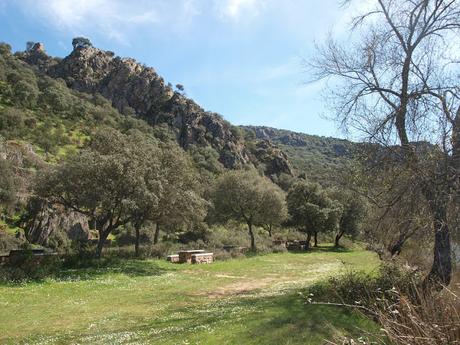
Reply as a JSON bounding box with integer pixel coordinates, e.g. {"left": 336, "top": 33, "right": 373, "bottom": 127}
{"left": 306, "top": 232, "right": 312, "bottom": 250}
{"left": 313, "top": 231, "right": 318, "bottom": 247}
{"left": 335, "top": 229, "right": 344, "bottom": 247}
{"left": 247, "top": 221, "right": 256, "bottom": 251}
{"left": 451, "top": 114, "right": 460, "bottom": 177}
{"left": 388, "top": 220, "right": 414, "bottom": 257}
{"left": 95, "top": 230, "right": 110, "bottom": 258}
{"left": 268, "top": 224, "right": 272, "bottom": 238}
{"left": 154, "top": 222, "right": 160, "bottom": 244}
{"left": 135, "top": 224, "right": 141, "bottom": 257}
{"left": 426, "top": 200, "right": 452, "bottom": 287}
{"left": 389, "top": 239, "right": 404, "bottom": 257}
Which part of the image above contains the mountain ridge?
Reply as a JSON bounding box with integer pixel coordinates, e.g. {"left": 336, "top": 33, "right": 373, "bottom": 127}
{"left": 13, "top": 39, "right": 361, "bottom": 181}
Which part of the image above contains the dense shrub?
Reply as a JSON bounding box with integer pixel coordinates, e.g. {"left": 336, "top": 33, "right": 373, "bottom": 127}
{"left": 377, "top": 288, "right": 460, "bottom": 345}
{"left": 0, "top": 231, "right": 24, "bottom": 253}
{"left": 306, "top": 263, "right": 460, "bottom": 345}
{"left": 60, "top": 240, "right": 96, "bottom": 268}
{"left": 271, "top": 244, "right": 288, "bottom": 253}
{"left": 308, "top": 262, "right": 421, "bottom": 308}
{"left": 141, "top": 242, "right": 184, "bottom": 259}
{"left": 0, "top": 251, "right": 61, "bottom": 283}
{"left": 13, "top": 80, "right": 39, "bottom": 108}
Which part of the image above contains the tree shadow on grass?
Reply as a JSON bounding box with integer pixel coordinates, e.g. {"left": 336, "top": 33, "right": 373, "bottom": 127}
{"left": 287, "top": 244, "right": 353, "bottom": 255}
{"left": 56, "top": 258, "right": 173, "bottom": 281}
{"left": 127, "top": 289, "right": 381, "bottom": 345}
{"left": 0, "top": 257, "right": 175, "bottom": 286}
{"left": 235, "top": 293, "right": 381, "bottom": 344}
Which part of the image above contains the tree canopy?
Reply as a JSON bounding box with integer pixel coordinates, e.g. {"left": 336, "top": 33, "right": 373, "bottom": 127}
{"left": 72, "top": 37, "right": 92, "bottom": 50}
{"left": 286, "top": 181, "right": 340, "bottom": 248}
{"left": 313, "top": 0, "right": 460, "bottom": 286}
{"left": 211, "top": 169, "right": 286, "bottom": 251}
{"left": 328, "top": 188, "right": 365, "bottom": 247}
{"left": 0, "top": 158, "right": 16, "bottom": 212}
{"left": 36, "top": 129, "right": 160, "bottom": 257}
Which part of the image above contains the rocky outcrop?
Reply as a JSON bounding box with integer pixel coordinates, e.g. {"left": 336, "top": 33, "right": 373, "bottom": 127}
{"left": 19, "top": 42, "right": 58, "bottom": 71}
{"left": 242, "top": 126, "right": 354, "bottom": 156}
{"left": 244, "top": 126, "right": 308, "bottom": 147}
{"left": 21, "top": 41, "right": 251, "bottom": 168}
{"left": 250, "top": 140, "right": 293, "bottom": 177}
{"left": 0, "top": 140, "right": 45, "bottom": 204}
{"left": 241, "top": 125, "right": 364, "bottom": 182}
{"left": 23, "top": 200, "right": 91, "bottom": 247}
{"left": 242, "top": 125, "right": 354, "bottom": 158}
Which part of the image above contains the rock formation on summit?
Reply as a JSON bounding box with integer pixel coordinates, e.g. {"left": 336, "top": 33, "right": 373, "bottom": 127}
{"left": 19, "top": 39, "right": 293, "bottom": 176}
{"left": 20, "top": 41, "right": 252, "bottom": 169}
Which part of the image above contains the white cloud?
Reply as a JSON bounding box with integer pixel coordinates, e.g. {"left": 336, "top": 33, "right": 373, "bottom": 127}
{"left": 18, "top": 0, "right": 201, "bottom": 44}
{"left": 215, "top": 0, "right": 267, "bottom": 21}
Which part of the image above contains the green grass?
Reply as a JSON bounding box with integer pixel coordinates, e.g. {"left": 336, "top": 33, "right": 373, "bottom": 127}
{"left": 0, "top": 246, "right": 381, "bottom": 344}
{"left": 0, "top": 219, "right": 21, "bottom": 236}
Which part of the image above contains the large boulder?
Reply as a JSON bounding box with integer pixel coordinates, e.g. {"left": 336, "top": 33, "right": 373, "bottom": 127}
{"left": 23, "top": 200, "right": 91, "bottom": 248}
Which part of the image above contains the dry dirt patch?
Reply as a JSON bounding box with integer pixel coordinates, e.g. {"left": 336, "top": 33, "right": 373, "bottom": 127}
{"left": 205, "top": 277, "right": 277, "bottom": 298}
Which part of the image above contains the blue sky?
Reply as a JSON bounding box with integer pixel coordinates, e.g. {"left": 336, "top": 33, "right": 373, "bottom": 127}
{"left": 0, "top": 0, "right": 367, "bottom": 138}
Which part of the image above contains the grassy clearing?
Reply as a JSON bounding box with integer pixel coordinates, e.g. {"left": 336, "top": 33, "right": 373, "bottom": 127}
{"left": 0, "top": 246, "right": 380, "bottom": 344}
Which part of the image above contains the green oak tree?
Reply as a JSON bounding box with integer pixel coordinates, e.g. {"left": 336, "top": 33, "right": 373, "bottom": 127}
{"left": 36, "top": 129, "right": 160, "bottom": 258}
{"left": 211, "top": 169, "right": 286, "bottom": 251}
{"left": 286, "top": 181, "right": 339, "bottom": 249}
{"left": 328, "top": 189, "right": 365, "bottom": 247}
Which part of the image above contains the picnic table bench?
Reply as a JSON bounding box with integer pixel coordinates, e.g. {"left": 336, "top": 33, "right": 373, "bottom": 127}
{"left": 166, "top": 250, "right": 213, "bottom": 264}
{"left": 178, "top": 250, "right": 205, "bottom": 263}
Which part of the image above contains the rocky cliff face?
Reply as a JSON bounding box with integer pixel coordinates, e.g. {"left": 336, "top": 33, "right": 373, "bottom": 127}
{"left": 18, "top": 40, "right": 295, "bottom": 176}
{"left": 241, "top": 125, "right": 361, "bottom": 183}
{"left": 242, "top": 125, "right": 355, "bottom": 158}
{"left": 21, "top": 42, "right": 253, "bottom": 169}
{"left": 249, "top": 140, "right": 293, "bottom": 177}
{"left": 244, "top": 126, "right": 309, "bottom": 147}
{"left": 23, "top": 200, "right": 91, "bottom": 247}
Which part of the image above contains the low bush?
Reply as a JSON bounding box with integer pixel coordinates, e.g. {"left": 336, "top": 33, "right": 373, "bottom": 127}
{"left": 0, "top": 230, "right": 24, "bottom": 253}
{"left": 271, "top": 244, "right": 288, "bottom": 253}
{"left": 307, "top": 262, "right": 460, "bottom": 345}
{"left": 213, "top": 249, "right": 232, "bottom": 261}
{"left": 0, "top": 251, "right": 61, "bottom": 283}
{"left": 213, "top": 248, "right": 246, "bottom": 261}
{"left": 141, "top": 242, "right": 184, "bottom": 259}
{"left": 378, "top": 288, "right": 460, "bottom": 345}
{"left": 308, "top": 262, "right": 421, "bottom": 308}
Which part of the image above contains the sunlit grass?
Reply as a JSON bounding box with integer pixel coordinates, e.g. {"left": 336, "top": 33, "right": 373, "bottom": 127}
{"left": 0, "top": 246, "right": 380, "bottom": 344}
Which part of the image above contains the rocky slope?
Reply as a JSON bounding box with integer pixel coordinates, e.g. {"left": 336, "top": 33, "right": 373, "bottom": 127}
{"left": 20, "top": 41, "right": 292, "bottom": 173}
{"left": 16, "top": 39, "right": 366, "bottom": 183}
{"left": 242, "top": 126, "right": 359, "bottom": 183}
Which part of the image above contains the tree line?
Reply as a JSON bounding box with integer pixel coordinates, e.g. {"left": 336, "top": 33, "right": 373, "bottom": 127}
{"left": 0, "top": 127, "right": 364, "bottom": 258}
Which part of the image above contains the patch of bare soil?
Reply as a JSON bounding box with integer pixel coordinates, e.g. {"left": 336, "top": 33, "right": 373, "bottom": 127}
{"left": 205, "top": 277, "right": 277, "bottom": 298}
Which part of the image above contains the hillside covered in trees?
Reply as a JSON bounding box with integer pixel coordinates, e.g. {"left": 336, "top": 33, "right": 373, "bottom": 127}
{"left": 242, "top": 125, "right": 360, "bottom": 184}
{"left": 2, "top": 0, "right": 460, "bottom": 339}
{"left": 0, "top": 38, "right": 364, "bottom": 252}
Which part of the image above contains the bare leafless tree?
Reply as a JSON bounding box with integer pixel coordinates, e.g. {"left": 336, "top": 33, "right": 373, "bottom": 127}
{"left": 312, "top": 0, "right": 460, "bottom": 286}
